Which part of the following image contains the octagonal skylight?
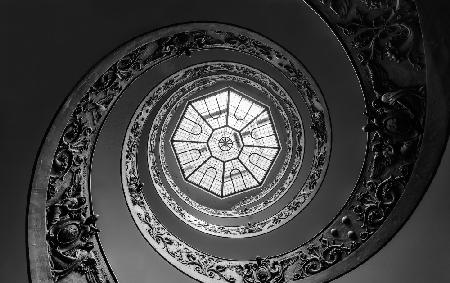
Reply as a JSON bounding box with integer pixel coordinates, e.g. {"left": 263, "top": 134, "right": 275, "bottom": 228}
{"left": 171, "top": 87, "right": 280, "bottom": 198}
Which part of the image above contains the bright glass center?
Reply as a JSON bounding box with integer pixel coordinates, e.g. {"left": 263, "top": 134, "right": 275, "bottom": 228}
{"left": 171, "top": 88, "right": 280, "bottom": 197}
{"left": 208, "top": 126, "right": 242, "bottom": 161}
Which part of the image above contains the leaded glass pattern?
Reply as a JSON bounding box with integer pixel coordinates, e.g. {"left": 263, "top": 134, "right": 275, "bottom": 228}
{"left": 172, "top": 88, "right": 280, "bottom": 197}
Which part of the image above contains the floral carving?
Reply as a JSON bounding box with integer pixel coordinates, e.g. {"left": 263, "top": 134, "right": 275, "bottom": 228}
{"left": 291, "top": 236, "right": 357, "bottom": 280}
{"left": 45, "top": 43, "right": 149, "bottom": 282}
{"left": 329, "top": 0, "right": 353, "bottom": 19}
{"left": 239, "top": 257, "right": 288, "bottom": 283}
{"left": 283, "top": 0, "right": 426, "bottom": 279}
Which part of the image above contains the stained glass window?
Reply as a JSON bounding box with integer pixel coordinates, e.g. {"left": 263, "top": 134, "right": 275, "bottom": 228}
{"left": 172, "top": 88, "right": 280, "bottom": 197}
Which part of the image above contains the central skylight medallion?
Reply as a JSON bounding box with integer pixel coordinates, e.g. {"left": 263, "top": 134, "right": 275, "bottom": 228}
{"left": 171, "top": 87, "right": 280, "bottom": 198}
{"left": 208, "top": 126, "right": 242, "bottom": 161}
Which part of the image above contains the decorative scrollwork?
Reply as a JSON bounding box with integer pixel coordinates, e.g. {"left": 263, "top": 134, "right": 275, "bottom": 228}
{"left": 292, "top": 237, "right": 355, "bottom": 280}
{"left": 45, "top": 43, "right": 149, "bottom": 282}
{"left": 240, "top": 257, "right": 286, "bottom": 283}
{"left": 282, "top": 0, "right": 426, "bottom": 278}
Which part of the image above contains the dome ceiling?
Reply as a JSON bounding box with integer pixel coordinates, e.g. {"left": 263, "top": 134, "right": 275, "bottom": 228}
{"left": 171, "top": 87, "right": 281, "bottom": 198}
{"left": 25, "top": 1, "right": 447, "bottom": 283}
